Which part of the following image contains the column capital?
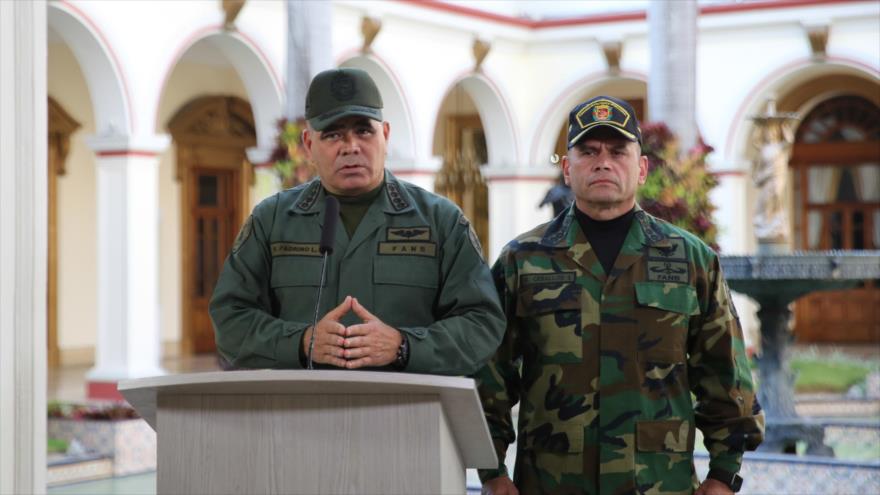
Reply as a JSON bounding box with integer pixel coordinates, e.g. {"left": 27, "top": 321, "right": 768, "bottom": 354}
{"left": 482, "top": 164, "right": 558, "bottom": 182}
{"left": 86, "top": 132, "right": 171, "bottom": 157}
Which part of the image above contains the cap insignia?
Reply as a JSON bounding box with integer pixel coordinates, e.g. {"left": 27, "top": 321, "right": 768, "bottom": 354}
{"left": 330, "top": 73, "right": 356, "bottom": 101}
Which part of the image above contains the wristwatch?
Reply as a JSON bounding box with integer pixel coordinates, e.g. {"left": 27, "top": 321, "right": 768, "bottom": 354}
{"left": 393, "top": 333, "right": 410, "bottom": 370}
{"left": 707, "top": 468, "right": 743, "bottom": 493}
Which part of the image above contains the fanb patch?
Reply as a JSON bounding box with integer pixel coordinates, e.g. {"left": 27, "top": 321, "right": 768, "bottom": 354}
{"left": 232, "top": 215, "right": 253, "bottom": 254}
{"left": 647, "top": 260, "right": 689, "bottom": 283}
{"left": 459, "top": 215, "right": 484, "bottom": 262}
{"left": 378, "top": 242, "right": 437, "bottom": 257}
{"left": 271, "top": 242, "right": 321, "bottom": 257}
{"left": 648, "top": 237, "right": 687, "bottom": 260}
{"left": 387, "top": 226, "right": 430, "bottom": 241}
{"left": 520, "top": 272, "right": 576, "bottom": 286}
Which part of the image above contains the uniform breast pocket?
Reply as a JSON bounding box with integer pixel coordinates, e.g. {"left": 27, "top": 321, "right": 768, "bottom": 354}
{"left": 373, "top": 256, "right": 439, "bottom": 326}
{"left": 270, "top": 258, "right": 325, "bottom": 320}
{"left": 517, "top": 283, "right": 583, "bottom": 364}
{"left": 634, "top": 282, "right": 698, "bottom": 364}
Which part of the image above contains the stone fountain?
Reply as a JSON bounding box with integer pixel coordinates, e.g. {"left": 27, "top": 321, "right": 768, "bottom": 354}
{"left": 719, "top": 100, "right": 880, "bottom": 455}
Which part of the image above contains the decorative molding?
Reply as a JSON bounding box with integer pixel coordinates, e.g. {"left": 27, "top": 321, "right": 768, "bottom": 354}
{"left": 602, "top": 41, "right": 622, "bottom": 74}
{"left": 48, "top": 97, "right": 81, "bottom": 176}
{"left": 472, "top": 38, "right": 491, "bottom": 72}
{"left": 805, "top": 24, "right": 829, "bottom": 59}
{"left": 361, "top": 16, "right": 382, "bottom": 53}
{"left": 221, "top": 0, "right": 246, "bottom": 31}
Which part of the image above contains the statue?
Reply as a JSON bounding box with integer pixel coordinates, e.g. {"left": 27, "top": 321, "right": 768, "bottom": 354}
{"left": 750, "top": 99, "right": 798, "bottom": 249}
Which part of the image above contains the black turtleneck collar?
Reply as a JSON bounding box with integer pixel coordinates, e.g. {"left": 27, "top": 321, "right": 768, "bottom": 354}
{"left": 574, "top": 206, "right": 636, "bottom": 276}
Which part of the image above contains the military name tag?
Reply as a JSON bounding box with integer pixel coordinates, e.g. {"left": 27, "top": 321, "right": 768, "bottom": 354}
{"left": 378, "top": 241, "right": 437, "bottom": 257}
{"left": 387, "top": 226, "right": 431, "bottom": 241}
{"left": 520, "top": 272, "right": 576, "bottom": 286}
{"left": 647, "top": 260, "right": 689, "bottom": 283}
{"left": 271, "top": 242, "right": 321, "bottom": 257}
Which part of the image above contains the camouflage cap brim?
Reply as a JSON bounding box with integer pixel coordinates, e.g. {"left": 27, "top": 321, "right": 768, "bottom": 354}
{"left": 308, "top": 105, "right": 383, "bottom": 131}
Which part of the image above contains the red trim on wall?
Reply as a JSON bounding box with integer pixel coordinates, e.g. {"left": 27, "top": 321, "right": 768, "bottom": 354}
{"left": 87, "top": 381, "right": 125, "bottom": 402}
{"left": 400, "top": 0, "right": 871, "bottom": 29}
{"left": 95, "top": 150, "right": 159, "bottom": 158}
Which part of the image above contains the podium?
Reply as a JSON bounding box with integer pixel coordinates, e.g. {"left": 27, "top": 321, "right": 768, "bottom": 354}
{"left": 118, "top": 370, "right": 497, "bottom": 495}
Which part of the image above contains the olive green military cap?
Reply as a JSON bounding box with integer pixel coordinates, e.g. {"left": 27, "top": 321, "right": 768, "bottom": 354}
{"left": 305, "top": 68, "right": 384, "bottom": 131}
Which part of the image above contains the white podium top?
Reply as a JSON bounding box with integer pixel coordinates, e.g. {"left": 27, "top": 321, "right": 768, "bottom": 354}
{"left": 118, "top": 370, "right": 497, "bottom": 468}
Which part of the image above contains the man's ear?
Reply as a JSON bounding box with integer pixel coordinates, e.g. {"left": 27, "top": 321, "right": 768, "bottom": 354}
{"left": 382, "top": 121, "right": 390, "bottom": 141}
{"left": 302, "top": 127, "right": 314, "bottom": 160}
{"left": 638, "top": 154, "right": 649, "bottom": 185}
{"left": 562, "top": 154, "right": 571, "bottom": 186}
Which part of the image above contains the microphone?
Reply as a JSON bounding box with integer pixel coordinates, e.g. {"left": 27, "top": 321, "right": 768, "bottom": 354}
{"left": 307, "top": 196, "right": 339, "bottom": 369}
{"left": 319, "top": 196, "right": 339, "bottom": 254}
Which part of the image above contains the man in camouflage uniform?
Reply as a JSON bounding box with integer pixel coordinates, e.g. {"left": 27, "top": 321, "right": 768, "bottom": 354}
{"left": 210, "top": 68, "right": 504, "bottom": 374}
{"left": 477, "top": 96, "right": 764, "bottom": 495}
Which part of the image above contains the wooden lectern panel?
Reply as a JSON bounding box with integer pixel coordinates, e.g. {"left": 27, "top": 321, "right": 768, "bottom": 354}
{"left": 158, "top": 394, "right": 454, "bottom": 494}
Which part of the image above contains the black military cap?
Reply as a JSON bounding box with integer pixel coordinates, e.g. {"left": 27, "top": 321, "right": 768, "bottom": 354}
{"left": 567, "top": 95, "right": 641, "bottom": 148}
{"left": 305, "top": 68, "right": 384, "bottom": 131}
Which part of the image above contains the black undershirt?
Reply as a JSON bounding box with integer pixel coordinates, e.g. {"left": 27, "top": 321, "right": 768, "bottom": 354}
{"left": 574, "top": 206, "right": 636, "bottom": 276}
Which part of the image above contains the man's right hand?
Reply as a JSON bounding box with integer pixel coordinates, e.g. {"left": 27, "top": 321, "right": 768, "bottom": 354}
{"left": 482, "top": 476, "right": 518, "bottom": 495}
{"left": 302, "top": 296, "right": 352, "bottom": 367}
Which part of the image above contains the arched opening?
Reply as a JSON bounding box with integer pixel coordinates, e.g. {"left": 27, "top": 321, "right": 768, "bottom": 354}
{"left": 168, "top": 96, "right": 256, "bottom": 355}
{"left": 432, "top": 83, "right": 489, "bottom": 258}
{"left": 789, "top": 94, "right": 880, "bottom": 342}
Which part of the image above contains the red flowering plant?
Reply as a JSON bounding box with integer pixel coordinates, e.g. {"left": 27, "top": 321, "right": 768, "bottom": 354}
{"left": 637, "top": 122, "right": 720, "bottom": 251}
{"left": 270, "top": 117, "right": 316, "bottom": 189}
{"left": 48, "top": 400, "right": 139, "bottom": 421}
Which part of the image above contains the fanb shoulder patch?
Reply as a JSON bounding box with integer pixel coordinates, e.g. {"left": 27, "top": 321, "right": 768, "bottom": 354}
{"left": 271, "top": 242, "right": 321, "bottom": 257}
{"left": 459, "top": 215, "right": 484, "bottom": 262}
{"left": 232, "top": 215, "right": 253, "bottom": 254}
{"left": 646, "top": 237, "right": 689, "bottom": 283}
{"left": 387, "top": 226, "right": 431, "bottom": 241}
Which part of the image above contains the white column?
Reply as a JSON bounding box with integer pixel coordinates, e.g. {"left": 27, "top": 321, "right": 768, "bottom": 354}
{"left": 85, "top": 134, "right": 170, "bottom": 399}
{"left": 648, "top": 0, "right": 698, "bottom": 151}
{"left": 484, "top": 166, "right": 557, "bottom": 262}
{"left": 286, "top": 0, "right": 332, "bottom": 119}
{"left": 0, "top": 0, "right": 47, "bottom": 492}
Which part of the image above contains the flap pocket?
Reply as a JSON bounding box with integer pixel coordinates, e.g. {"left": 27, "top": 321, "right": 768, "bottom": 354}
{"left": 636, "top": 419, "right": 694, "bottom": 453}
{"left": 271, "top": 258, "right": 323, "bottom": 288}
{"left": 373, "top": 256, "right": 439, "bottom": 289}
{"left": 635, "top": 282, "right": 699, "bottom": 315}
{"left": 523, "top": 422, "right": 583, "bottom": 453}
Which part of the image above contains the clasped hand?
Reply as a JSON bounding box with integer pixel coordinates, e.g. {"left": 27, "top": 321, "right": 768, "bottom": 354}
{"left": 302, "top": 296, "right": 403, "bottom": 369}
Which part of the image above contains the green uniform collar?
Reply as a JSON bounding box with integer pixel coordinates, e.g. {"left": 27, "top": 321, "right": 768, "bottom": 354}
{"left": 540, "top": 203, "right": 675, "bottom": 249}
{"left": 288, "top": 169, "right": 416, "bottom": 216}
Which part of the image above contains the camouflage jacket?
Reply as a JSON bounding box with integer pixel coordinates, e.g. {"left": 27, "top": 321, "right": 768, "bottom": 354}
{"left": 209, "top": 171, "right": 504, "bottom": 375}
{"left": 475, "top": 205, "right": 764, "bottom": 495}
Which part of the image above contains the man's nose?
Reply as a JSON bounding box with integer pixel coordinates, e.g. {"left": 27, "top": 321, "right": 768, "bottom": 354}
{"left": 592, "top": 150, "right": 613, "bottom": 169}
{"left": 340, "top": 131, "right": 360, "bottom": 154}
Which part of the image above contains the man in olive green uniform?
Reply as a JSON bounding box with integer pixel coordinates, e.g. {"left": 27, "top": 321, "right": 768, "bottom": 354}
{"left": 210, "top": 68, "right": 504, "bottom": 374}
{"left": 477, "top": 96, "right": 764, "bottom": 495}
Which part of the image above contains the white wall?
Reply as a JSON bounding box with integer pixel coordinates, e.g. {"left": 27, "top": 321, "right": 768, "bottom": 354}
{"left": 49, "top": 39, "right": 99, "bottom": 353}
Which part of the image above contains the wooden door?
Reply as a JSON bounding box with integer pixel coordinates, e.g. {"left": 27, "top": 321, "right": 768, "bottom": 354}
{"left": 789, "top": 95, "right": 880, "bottom": 342}
{"left": 168, "top": 96, "right": 255, "bottom": 355}
{"left": 187, "top": 168, "right": 238, "bottom": 353}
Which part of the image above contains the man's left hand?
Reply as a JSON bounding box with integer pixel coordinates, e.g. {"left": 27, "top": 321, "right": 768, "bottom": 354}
{"left": 695, "top": 478, "right": 734, "bottom": 495}
{"left": 342, "top": 297, "right": 403, "bottom": 368}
